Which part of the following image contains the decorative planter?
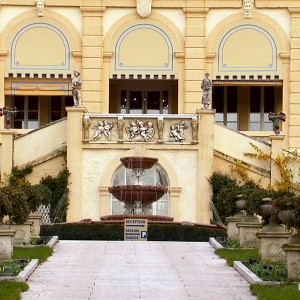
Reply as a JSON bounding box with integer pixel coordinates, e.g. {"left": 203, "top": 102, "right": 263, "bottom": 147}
{"left": 27, "top": 212, "right": 42, "bottom": 239}
{"left": 0, "top": 229, "right": 15, "bottom": 260}
{"left": 282, "top": 243, "right": 300, "bottom": 281}
{"left": 10, "top": 221, "right": 33, "bottom": 245}
{"left": 237, "top": 222, "right": 262, "bottom": 248}
{"left": 278, "top": 209, "right": 300, "bottom": 243}
{"left": 225, "top": 216, "right": 242, "bottom": 240}
{"left": 257, "top": 225, "right": 290, "bottom": 261}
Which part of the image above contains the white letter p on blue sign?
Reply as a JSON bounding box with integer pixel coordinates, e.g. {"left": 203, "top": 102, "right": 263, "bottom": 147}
{"left": 141, "top": 231, "right": 147, "bottom": 239}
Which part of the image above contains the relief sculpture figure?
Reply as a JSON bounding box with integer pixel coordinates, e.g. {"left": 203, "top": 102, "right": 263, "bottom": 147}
{"left": 92, "top": 120, "right": 114, "bottom": 141}
{"left": 126, "top": 119, "right": 155, "bottom": 142}
{"left": 169, "top": 120, "right": 188, "bottom": 143}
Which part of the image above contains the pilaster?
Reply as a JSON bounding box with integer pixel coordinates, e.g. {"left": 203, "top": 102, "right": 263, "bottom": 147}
{"left": 81, "top": 6, "right": 106, "bottom": 113}
{"left": 66, "top": 107, "right": 86, "bottom": 222}
{"left": 184, "top": 8, "right": 208, "bottom": 113}
{"left": 0, "top": 130, "right": 16, "bottom": 184}
{"left": 196, "top": 109, "right": 215, "bottom": 223}
{"left": 289, "top": 8, "right": 300, "bottom": 149}
{"left": 269, "top": 135, "right": 285, "bottom": 188}
{"left": 168, "top": 187, "right": 182, "bottom": 222}
{"left": 0, "top": 50, "right": 8, "bottom": 124}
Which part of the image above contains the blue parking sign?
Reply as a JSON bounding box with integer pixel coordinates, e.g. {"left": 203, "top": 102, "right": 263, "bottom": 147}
{"left": 141, "top": 231, "right": 147, "bottom": 239}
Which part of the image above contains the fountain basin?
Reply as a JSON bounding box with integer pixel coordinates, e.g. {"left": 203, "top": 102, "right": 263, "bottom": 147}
{"left": 108, "top": 185, "right": 168, "bottom": 202}
{"left": 120, "top": 156, "right": 158, "bottom": 169}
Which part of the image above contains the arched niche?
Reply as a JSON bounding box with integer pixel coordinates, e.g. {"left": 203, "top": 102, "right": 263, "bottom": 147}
{"left": 218, "top": 24, "right": 277, "bottom": 73}
{"left": 1, "top": 10, "right": 82, "bottom": 78}
{"left": 115, "top": 23, "right": 173, "bottom": 72}
{"left": 206, "top": 12, "right": 290, "bottom": 80}
{"left": 10, "top": 22, "right": 70, "bottom": 72}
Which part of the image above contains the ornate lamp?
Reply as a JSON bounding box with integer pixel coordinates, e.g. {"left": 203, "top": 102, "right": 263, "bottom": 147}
{"left": 268, "top": 111, "right": 286, "bottom": 135}
{"left": 0, "top": 107, "right": 18, "bottom": 129}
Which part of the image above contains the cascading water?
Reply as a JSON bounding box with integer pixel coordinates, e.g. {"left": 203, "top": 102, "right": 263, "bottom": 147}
{"left": 101, "top": 156, "right": 173, "bottom": 222}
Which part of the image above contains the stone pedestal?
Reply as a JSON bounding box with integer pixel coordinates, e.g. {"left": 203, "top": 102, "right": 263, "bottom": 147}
{"left": 0, "top": 229, "right": 15, "bottom": 260}
{"left": 282, "top": 243, "right": 300, "bottom": 280}
{"left": 10, "top": 221, "right": 34, "bottom": 245}
{"left": 257, "top": 225, "right": 290, "bottom": 261}
{"left": 28, "top": 212, "right": 42, "bottom": 239}
{"left": 225, "top": 215, "right": 242, "bottom": 240}
{"left": 237, "top": 221, "right": 262, "bottom": 248}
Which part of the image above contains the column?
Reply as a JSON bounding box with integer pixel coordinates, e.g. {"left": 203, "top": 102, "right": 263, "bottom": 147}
{"left": 65, "top": 107, "right": 86, "bottom": 222}
{"left": 0, "top": 130, "right": 16, "bottom": 184}
{"left": 81, "top": 6, "right": 105, "bottom": 113}
{"left": 196, "top": 108, "right": 215, "bottom": 223}
{"left": 184, "top": 7, "right": 208, "bottom": 113}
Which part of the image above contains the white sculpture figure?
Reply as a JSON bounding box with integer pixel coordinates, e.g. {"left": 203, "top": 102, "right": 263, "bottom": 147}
{"left": 136, "top": 0, "right": 152, "bottom": 18}
{"left": 243, "top": 0, "right": 254, "bottom": 19}
{"left": 36, "top": 0, "right": 45, "bottom": 17}
{"left": 201, "top": 73, "right": 212, "bottom": 109}
{"left": 72, "top": 70, "right": 83, "bottom": 107}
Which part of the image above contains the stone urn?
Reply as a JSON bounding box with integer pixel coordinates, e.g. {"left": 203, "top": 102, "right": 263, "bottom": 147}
{"left": 278, "top": 209, "right": 300, "bottom": 243}
{"left": 235, "top": 194, "right": 247, "bottom": 215}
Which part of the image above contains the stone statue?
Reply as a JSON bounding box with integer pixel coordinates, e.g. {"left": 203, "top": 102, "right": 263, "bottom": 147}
{"left": 36, "top": 0, "right": 45, "bottom": 17}
{"left": 72, "top": 70, "right": 83, "bottom": 107}
{"left": 201, "top": 73, "right": 212, "bottom": 109}
{"left": 243, "top": 0, "right": 254, "bottom": 19}
{"left": 136, "top": 0, "right": 152, "bottom": 18}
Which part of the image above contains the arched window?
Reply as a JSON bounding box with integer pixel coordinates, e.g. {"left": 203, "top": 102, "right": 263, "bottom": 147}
{"left": 111, "top": 163, "right": 169, "bottom": 216}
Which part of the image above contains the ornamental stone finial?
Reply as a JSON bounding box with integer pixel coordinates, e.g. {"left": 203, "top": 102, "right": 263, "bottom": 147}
{"left": 36, "top": 0, "right": 45, "bottom": 17}
{"left": 136, "top": 0, "right": 152, "bottom": 18}
{"left": 243, "top": 0, "right": 254, "bottom": 19}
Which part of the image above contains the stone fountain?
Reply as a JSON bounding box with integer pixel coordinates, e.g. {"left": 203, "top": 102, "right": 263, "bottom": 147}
{"left": 101, "top": 156, "right": 173, "bottom": 222}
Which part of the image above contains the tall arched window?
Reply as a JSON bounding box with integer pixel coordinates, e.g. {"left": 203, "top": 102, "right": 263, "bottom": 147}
{"left": 111, "top": 163, "right": 169, "bottom": 216}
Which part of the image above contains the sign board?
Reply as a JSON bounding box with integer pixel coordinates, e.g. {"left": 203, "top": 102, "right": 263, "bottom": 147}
{"left": 124, "top": 219, "right": 148, "bottom": 241}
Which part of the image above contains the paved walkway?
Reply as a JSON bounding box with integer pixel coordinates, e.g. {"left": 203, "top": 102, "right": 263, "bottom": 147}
{"left": 22, "top": 241, "right": 257, "bottom": 300}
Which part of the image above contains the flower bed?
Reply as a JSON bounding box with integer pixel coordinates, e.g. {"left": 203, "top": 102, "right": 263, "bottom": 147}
{"left": 243, "top": 259, "right": 288, "bottom": 282}
{"left": 0, "top": 259, "right": 29, "bottom": 277}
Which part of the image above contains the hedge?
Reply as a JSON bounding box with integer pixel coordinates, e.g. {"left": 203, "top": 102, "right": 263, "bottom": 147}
{"left": 41, "top": 222, "right": 226, "bottom": 242}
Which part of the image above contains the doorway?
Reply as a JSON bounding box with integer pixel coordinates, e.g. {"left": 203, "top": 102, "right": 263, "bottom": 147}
{"left": 109, "top": 79, "right": 178, "bottom": 114}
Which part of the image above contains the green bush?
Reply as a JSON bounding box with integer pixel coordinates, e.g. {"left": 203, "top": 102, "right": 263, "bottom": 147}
{"left": 41, "top": 223, "right": 226, "bottom": 241}
{"left": 40, "top": 169, "right": 69, "bottom": 222}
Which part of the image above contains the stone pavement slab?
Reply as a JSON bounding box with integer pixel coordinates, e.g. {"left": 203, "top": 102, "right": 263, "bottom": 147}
{"left": 22, "top": 241, "right": 257, "bottom": 300}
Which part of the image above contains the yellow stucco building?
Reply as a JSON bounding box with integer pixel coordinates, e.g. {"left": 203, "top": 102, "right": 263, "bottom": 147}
{"left": 0, "top": 0, "right": 299, "bottom": 224}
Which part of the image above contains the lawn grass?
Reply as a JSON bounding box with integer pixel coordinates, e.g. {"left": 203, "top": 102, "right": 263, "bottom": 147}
{"left": 215, "top": 248, "right": 260, "bottom": 267}
{"left": 13, "top": 246, "right": 53, "bottom": 264}
{"left": 215, "top": 248, "right": 300, "bottom": 300}
{"left": 0, "top": 245, "right": 53, "bottom": 300}
{"left": 0, "top": 282, "right": 29, "bottom": 300}
{"left": 251, "top": 283, "right": 300, "bottom": 300}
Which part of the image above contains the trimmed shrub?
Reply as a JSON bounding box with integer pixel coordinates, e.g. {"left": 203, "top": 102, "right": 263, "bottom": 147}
{"left": 41, "top": 223, "right": 226, "bottom": 242}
